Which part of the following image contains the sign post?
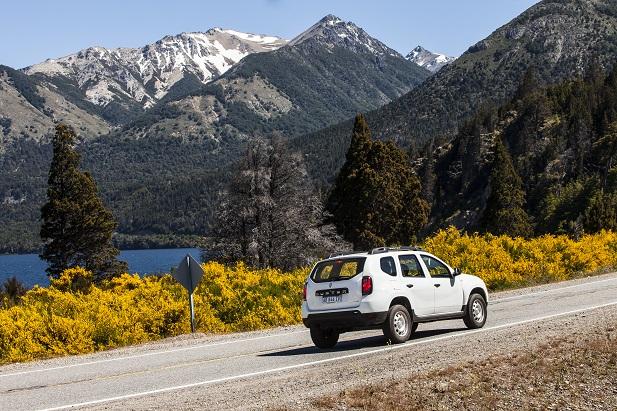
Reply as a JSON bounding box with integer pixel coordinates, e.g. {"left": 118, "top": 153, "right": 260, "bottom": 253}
{"left": 172, "top": 254, "right": 204, "bottom": 333}
{"left": 189, "top": 288, "right": 195, "bottom": 333}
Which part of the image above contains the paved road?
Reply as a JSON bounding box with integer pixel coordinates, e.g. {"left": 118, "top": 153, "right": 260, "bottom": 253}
{"left": 2, "top": 273, "right": 617, "bottom": 410}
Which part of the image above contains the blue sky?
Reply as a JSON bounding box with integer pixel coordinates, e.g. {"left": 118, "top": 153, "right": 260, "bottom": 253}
{"left": 1, "top": 0, "right": 539, "bottom": 69}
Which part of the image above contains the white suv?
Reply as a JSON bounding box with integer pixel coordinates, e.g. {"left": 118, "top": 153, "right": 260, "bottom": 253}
{"left": 302, "top": 247, "right": 488, "bottom": 348}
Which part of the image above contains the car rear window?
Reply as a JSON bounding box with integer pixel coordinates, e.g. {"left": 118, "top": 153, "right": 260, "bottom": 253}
{"left": 311, "top": 258, "right": 366, "bottom": 282}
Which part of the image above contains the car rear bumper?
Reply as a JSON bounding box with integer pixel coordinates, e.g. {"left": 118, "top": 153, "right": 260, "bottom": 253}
{"left": 302, "top": 310, "right": 388, "bottom": 329}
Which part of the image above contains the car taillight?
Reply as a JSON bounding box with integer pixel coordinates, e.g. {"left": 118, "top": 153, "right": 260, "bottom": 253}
{"left": 361, "top": 276, "right": 373, "bottom": 296}
{"left": 303, "top": 283, "right": 307, "bottom": 301}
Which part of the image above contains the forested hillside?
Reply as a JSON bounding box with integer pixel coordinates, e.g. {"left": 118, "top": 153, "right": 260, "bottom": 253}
{"left": 296, "top": 0, "right": 617, "bottom": 185}
{"left": 425, "top": 65, "right": 617, "bottom": 235}
{"left": 0, "top": 65, "right": 109, "bottom": 145}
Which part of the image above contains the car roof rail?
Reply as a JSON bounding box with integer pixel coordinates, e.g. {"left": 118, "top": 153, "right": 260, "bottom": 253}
{"left": 368, "top": 246, "right": 424, "bottom": 255}
{"left": 398, "top": 246, "right": 424, "bottom": 251}
{"left": 327, "top": 251, "right": 365, "bottom": 259}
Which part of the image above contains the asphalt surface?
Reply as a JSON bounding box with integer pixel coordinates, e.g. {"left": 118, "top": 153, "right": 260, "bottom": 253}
{"left": 2, "top": 272, "right": 617, "bottom": 410}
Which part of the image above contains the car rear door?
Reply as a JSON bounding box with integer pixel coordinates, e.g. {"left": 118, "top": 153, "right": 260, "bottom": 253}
{"left": 306, "top": 257, "right": 365, "bottom": 311}
{"left": 419, "top": 254, "right": 464, "bottom": 314}
{"left": 396, "top": 254, "right": 434, "bottom": 316}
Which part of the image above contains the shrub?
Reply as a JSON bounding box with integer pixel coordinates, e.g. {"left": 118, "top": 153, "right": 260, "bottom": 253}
{"left": 0, "top": 263, "right": 307, "bottom": 364}
{"left": 423, "top": 227, "right": 617, "bottom": 290}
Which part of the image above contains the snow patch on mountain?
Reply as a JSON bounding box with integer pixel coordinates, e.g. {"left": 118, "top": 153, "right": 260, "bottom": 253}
{"left": 24, "top": 30, "right": 288, "bottom": 108}
{"left": 406, "top": 46, "right": 455, "bottom": 72}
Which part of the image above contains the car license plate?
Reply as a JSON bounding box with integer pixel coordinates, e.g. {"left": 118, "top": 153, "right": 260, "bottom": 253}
{"left": 322, "top": 295, "right": 342, "bottom": 304}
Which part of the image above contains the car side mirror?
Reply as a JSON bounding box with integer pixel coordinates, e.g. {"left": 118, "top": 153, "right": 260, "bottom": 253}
{"left": 452, "top": 267, "right": 462, "bottom": 277}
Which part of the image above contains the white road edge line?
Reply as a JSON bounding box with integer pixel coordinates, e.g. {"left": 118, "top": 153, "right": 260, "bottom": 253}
{"left": 491, "top": 276, "right": 617, "bottom": 303}
{"left": 4, "top": 274, "right": 617, "bottom": 378}
{"left": 0, "top": 330, "right": 307, "bottom": 378}
{"left": 38, "top": 300, "right": 617, "bottom": 411}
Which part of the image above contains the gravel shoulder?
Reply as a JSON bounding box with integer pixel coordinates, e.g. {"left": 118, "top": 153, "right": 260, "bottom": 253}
{"left": 488, "top": 269, "right": 617, "bottom": 301}
{"left": 280, "top": 309, "right": 617, "bottom": 410}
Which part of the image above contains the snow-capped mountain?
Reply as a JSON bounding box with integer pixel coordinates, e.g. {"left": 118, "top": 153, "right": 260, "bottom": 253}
{"left": 289, "top": 14, "right": 402, "bottom": 58}
{"left": 23, "top": 29, "right": 287, "bottom": 110}
{"left": 117, "top": 14, "right": 430, "bottom": 145}
{"left": 406, "top": 46, "right": 455, "bottom": 72}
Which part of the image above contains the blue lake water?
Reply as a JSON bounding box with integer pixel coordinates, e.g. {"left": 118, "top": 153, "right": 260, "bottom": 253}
{"left": 0, "top": 248, "right": 202, "bottom": 288}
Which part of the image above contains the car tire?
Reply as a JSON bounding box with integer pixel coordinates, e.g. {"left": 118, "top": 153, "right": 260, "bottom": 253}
{"left": 463, "top": 293, "right": 487, "bottom": 329}
{"left": 310, "top": 326, "right": 339, "bottom": 349}
{"left": 383, "top": 304, "right": 412, "bottom": 344}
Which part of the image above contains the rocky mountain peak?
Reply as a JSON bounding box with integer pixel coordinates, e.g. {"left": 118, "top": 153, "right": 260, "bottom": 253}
{"left": 288, "top": 15, "right": 401, "bottom": 58}
{"left": 406, "top": 45, "right": 455, "bottom": 72}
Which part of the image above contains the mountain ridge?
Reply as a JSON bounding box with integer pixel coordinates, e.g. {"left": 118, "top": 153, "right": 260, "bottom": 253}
{"left": 116, "top": 14, "right": 430, "bottom": 143}
{"left": 23, "top": 29, "right": 288, "bottom": 122}
{"left": 288, "top": 14, "right": 402, "bottom": 58}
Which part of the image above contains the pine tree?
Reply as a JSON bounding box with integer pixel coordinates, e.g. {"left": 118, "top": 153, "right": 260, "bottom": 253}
{"left": 592, "top": 121, "right": 617, "bottom": 189}
{"left": 481, "top": 138, "right": 533, "bottom": 237}
{"left": 40, "top": 124, "right": 127, "bottom": 279}
{"left": 514, "top": 68, "right": 539, "bottom": 101}
{"left": 327, "top": 114, "right": 373, "bottom": 245}
{"left": 418, "top": 138, "right": 436, "bottom": 205}
{"left": 328, "top": 114, "right": 429, "bottom": 250}
{"left": 583, "top": 191, "right": 617, "bottom": 233}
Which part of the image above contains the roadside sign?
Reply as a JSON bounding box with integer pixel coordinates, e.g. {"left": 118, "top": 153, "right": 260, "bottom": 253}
{"left": 172, "top": 254, "right": 204, "bottom": 332}
{"left": 173, "top": 254, "right": 204, "bottom": 294}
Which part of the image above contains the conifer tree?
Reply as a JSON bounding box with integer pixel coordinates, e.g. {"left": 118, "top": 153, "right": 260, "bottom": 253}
{"left": 514, "top": 68, "right": 539, "bottom": 101}
{"left": 328, "top": 114, "right": 429, "bottom": 249}
{"left": 593, "top": 121, "right": 617, "bottom": 189}
{"left": 583, "top": 191, "right": 617, "bottom": 233}
{"left": 40, "top": 124, "right": 127, "bottom": 279}
{"left": 327, "top": 114, "right": 373, "bottom": 245}
{"left": 481, "top": 138, "right": 533, "bottom": 237}
{"left": 418, "top": 138, "right": 436, "bottom": 205}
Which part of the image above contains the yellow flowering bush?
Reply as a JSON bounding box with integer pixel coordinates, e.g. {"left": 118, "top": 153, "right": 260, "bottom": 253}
{"left": 0, "top": 228, "right": 616, "bottom": 364}
{"left": 0, "top": 263, "right": 307, "bottom": 364}
{"left": 50, "top": 266, "right": 93, "bottom": 293}
{"left": 194, "top": 262, "right": 306, "bottom": 331}
{"left": 424, "top": 227, "right": 617, "bottom": 290}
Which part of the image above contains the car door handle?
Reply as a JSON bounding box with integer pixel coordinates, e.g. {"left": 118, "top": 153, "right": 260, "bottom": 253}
{"left": 406, "top": 284, "right": 414, "bottom": 288}
{"left": 434, "top": 284, "right": 441, "bottom": 288}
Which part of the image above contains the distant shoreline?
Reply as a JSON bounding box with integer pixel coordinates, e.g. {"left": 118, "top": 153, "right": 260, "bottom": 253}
{"left": 0, "top": 247, "right": 204, "bottom": 288}
{"left": 0, "top": 234, "right": 208, "bottom": 255}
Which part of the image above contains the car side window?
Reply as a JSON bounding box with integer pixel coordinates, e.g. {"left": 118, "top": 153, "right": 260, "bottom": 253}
{"left": 398, "top": 255, "right": 424, "bottom": 278}
{"left": 380, "top": 256, "right": 397, "bottom": 276}
{"left": 421, "top": 255, "right": 451, "bottom": 278}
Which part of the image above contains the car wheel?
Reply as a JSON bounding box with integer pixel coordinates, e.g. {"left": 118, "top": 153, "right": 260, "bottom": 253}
{"left": 463, "top": 293, "right": 487, "bottom": 329}
{"left": 383, "top": 304, "right": 412, "bottom": 344}
{"left": 310, "top": 326, "right": 339, "bottom": 349}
